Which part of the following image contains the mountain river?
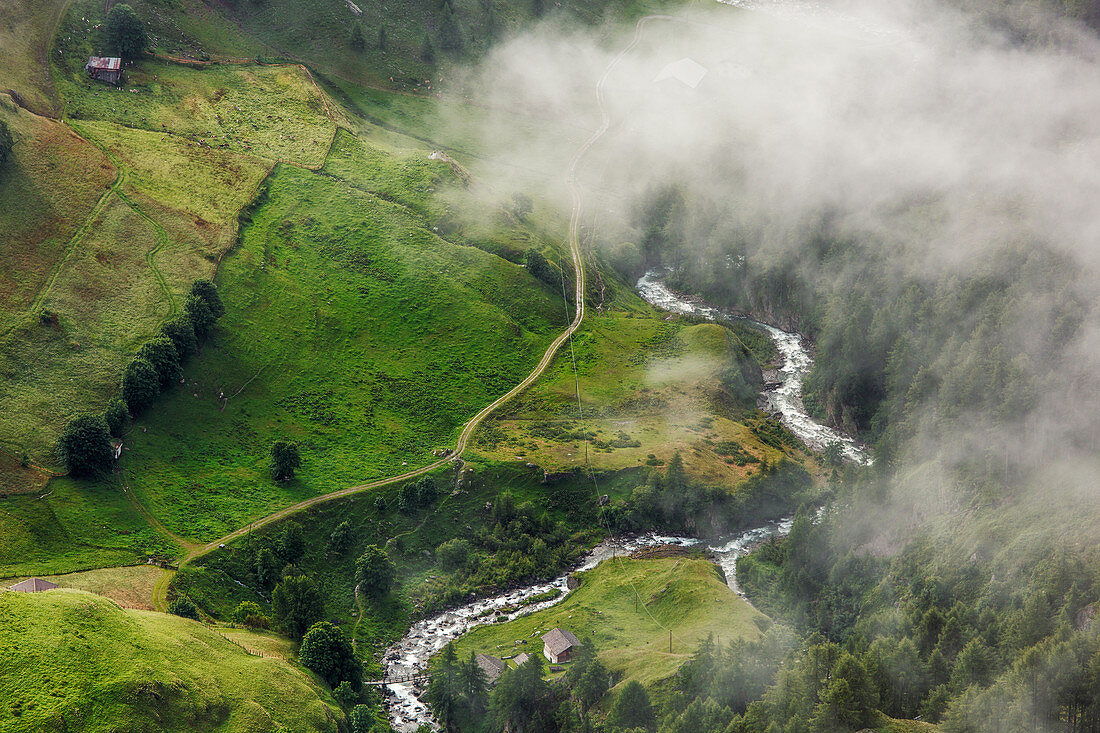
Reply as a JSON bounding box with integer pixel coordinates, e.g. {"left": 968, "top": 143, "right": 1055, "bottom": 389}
{"left": 380, "top": 273, "right": 867, "bottom": 731}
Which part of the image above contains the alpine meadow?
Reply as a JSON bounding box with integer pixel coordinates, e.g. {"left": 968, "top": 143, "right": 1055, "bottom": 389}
{"left": 2, "top": 0, "right": 1100, "bottom": 731}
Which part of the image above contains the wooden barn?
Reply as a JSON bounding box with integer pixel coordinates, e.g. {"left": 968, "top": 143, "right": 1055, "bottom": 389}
{"left": 85, "top": 57, "right": 122, "bottom": 85}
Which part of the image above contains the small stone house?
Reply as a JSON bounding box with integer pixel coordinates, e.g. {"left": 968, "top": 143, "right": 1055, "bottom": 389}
{"left": 541, "top": 628, "right": 581, "bottom": 664}
{"left": 8, "top": 577, "right": 59, "bottom": 592}
{"left": 476, "top": 653, "right": 506, "bottom": 684}
{"left": 513, "top": 652, "right": 531, "bottom": 667}
{"left": 85, "top": 57, "right": 122, "bottom": 85}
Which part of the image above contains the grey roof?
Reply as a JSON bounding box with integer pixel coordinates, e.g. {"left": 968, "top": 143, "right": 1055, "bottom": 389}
{"left": 541, "top": 628, "right": 581, "bottom": 656}
{"left": 514, "top": 653, "right": 531, "bottom": 667}
{"left": 8, "top": 577, "right": 60, "bottom": 592}
{"left": 476, "top": 653, "right": 506, "bottom": 682}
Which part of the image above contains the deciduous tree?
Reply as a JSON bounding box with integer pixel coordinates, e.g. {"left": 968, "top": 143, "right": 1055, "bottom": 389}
{"left": 121, "top": 357, "right": 160, "bottom": 414}
{"left": 270, "top": 440, "right": 301, "bottom": 480}
{"left": 103, "top": 4, "right": 148, "bottom": 61}
{"left": 271, "top": 575, "right": 324, "bottom": 639}
{"left": 299, "top": 621, "right": 362, "bottom": 689}
{"left": 56, "top": 415, "right": 114, "bottom": 477}
{"left": 356, "top": 545, "right": 397, "bottom": 599}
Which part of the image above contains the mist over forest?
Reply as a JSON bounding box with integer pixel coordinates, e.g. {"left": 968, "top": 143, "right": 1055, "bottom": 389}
{"left": 447, "top": 0, "right": 1100, "bottom": 729}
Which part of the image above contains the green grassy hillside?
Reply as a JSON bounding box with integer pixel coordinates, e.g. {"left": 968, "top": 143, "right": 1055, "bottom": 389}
{"left": 454, "top": 554, "right": 768, "bottom": 688}
{"left": 0, "top": 589, "right": 341, "bottom": 732}
{"left": 0, "top": 0, "right": 67, "bottom": 116}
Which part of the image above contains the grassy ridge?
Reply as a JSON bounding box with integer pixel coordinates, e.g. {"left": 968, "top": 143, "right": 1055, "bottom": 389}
{"left": 0, "top": 589, "right": 342, "bottom": 732}
{"left": 453, "top": 555, "right": 769, "bottom": 688}
{"left": 0, "top": 0, "right": 67, "bottom": 116}
{"left": 117, "top": 131, "right": 567, "bottom": 542}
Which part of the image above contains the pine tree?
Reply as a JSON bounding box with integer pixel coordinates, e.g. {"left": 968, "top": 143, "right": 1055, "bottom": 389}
{"left": 349, "top": 23, "right": 365, "bottom": 50}
{"left": 378, "top": 25, "right": 387, "bottom": 50}
{"left": 420, "top": 32, "right": 435, "bottom": 63}
{"left": 438, "top": 6, "right": 463, "bottom": 52}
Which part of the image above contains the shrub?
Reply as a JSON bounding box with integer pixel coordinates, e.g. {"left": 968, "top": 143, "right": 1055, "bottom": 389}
{"left": 329, "top": 521, "right": 354, "bottom": 554}
{"left": 524, "top": 248, "right": 558, "bottom": 289}
{"left": 437, "top": 538, "right": 473, "bottom": 572}
{"left": 168, "top": 596, "right": 200, "bottom": 620}
{"left": 103, "top": 397, "right": 129, "bottom": 438}
{"left": 270, "top": 440, "right": 301, "bottom": 480}
{"left": 103, "top": 4, "right": 148, "bottom": 61}
{"left": 231, "top": 600, "right": 265, "bottom": 623}
{"left": 349, "top": 705, "right": 373, "bottom": 733}
{"left": 56, "top": 415, "right": 114, "bottom": 477}
{"left": 334, "top": 680, "right": 360, "bottom": 708}
{"left": 356, "top": 545, "right": 396, "bottom": 600}
{"left": 121, "top": 357, "right": 160, "bottom": 414}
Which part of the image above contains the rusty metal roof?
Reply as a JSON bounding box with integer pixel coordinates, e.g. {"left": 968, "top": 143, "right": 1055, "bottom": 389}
{"left": 86, "top": 57, "right": 122, "bottom": 71}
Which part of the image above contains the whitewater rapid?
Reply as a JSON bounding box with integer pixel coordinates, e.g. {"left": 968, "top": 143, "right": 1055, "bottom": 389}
{"left": 636, "top": 271, "right": 871, "bottom": 465}
{"left": 381, "top": 522, "right": 793, "bottom": 732}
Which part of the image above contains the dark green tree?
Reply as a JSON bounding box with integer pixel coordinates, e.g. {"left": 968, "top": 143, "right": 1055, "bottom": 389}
{"left": 349, "top": 23, "right": 365, "bottom": 50}
{"left": 420, "top": 33, "right": 435, "bottom": 63}
{"left": 525, "top": 248, "right": 558, "bottom": 288}
{"left": 460, "top": 651, "right": 490, "bottom": 721}
{"left": 184, "top": 294, "right": 215, "bottom": 341}
{"left": 121, "top": 357, "right": 160, "bottom": 414}
{"left": 329, "top": 520, "right": 354, "bottom": 554}
{"left": 378, "top": 25, "right": 387, "bottom": 50}
{"left": 607, "top": 680, "right": 656, "bottom": 731}
{"left": 189, "top": 279, "right": 225, "bottom": 319}
{"left": 160, "top": 316, "right": 198, "bottom": 359}
{"left": 56, "top": 415, "right": 114, "bottom": 477}
{"left": 276, "top": 522, "right": 306, "bottom": 563}
{"left": 0, "top": 120, "right": 13, "bottom": 168}
{"left": 299, "top": 621, "right": 363, "bottom": 689}
{"left": 356, "top": 545, "right": 397, "bottom": 599}
{"left": 254, "top": 546, "right": 282, "bottom": 589}
{"left": 490, "top": 654, "right": 552, "bottom": 733}
{"left": 137, "top": 337, "right": 182, "bottom": 388}
{"left": 168, "top": 596, "right": 200, "bottom": 620}
{"left": 531, "top": 0, "right": 544, "bottom": 17}
{"left": 103, "top": 4, "right": 148, "bottom": 61}
{"left": 426, "top": 644, "right": 463, "bottom": 731}
{"left": 270, "top": 439, "right": 301, "bottom": 480}
{"left": 103, "top": 397, "right": 129, "bottom": 438}
{"left": 271, "top": 575, "right": 324, "bottom": 639}
{"left": 438, "top": 6, "right": 463, "bottom": 52}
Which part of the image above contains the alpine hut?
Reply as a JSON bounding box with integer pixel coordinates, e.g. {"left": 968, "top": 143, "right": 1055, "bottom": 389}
{"left": 541, "top": 628, "right": 580, "bottom": 664}
{"left": 476, "top": 653, "right": 506, "bottom": 684}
